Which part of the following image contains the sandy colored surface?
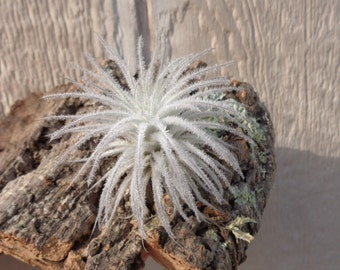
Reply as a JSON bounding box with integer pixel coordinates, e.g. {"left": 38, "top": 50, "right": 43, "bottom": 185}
{"left": 0, "top": 1, "right": 339, "bottom": 269}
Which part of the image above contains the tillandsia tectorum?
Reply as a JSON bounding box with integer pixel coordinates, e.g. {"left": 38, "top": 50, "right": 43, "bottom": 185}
{"left": 44, "top": 35, "right": 252, "bottom": 239}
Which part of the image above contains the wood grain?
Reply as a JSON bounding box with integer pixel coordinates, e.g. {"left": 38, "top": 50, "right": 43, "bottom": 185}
{"left": 1, "top": 0, "right": 338, "bottom": 157}
{"left": 0, "top": 0, "right": 339, "bottom": 269}
{"left": 0, "top": 80, "right": 275, "bottom": 269}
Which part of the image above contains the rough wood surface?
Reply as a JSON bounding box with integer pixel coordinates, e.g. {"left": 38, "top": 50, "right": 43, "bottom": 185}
{"left": 0, "top": 0, "right": 338, "bottom": 158}
{"left": 0, "top": 1, "right": 338, "bottom": 269}
{"left": 0, "top": 73, "right": 275, "bottom": 269}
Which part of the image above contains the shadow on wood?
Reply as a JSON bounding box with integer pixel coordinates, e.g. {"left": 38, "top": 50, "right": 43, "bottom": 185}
{"left": 0, "top": 70, "right": 275, "bottom": 269}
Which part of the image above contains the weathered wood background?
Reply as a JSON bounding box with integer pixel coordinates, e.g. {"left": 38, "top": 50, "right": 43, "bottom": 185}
{"left": 0, "top": 1, "right": 338, "bottom": 269}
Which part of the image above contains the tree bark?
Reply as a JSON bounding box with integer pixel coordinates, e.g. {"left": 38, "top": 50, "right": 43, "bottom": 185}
{"left": 0, "top": 70, "right": 275, "bottom": 269}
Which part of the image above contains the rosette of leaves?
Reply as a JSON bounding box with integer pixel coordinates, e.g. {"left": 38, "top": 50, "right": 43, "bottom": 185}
{"left": 44, "top": 36, "right": 251, "bottom": 239}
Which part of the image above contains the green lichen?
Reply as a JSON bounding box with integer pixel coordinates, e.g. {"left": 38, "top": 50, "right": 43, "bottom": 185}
{"left": 232, "top": 185, "right": 257, "bottom": 208}
{"left": 207, "top": 96, "right": 270, "bottom": 182}
{"left": 205, "top": 96, "right": 266, "bottom": 146}
{"left": 221, "top": 241, "right": 229, "bottom": 249}
{"left": 206, "top": 228, "right": 219, "bottom": 241}
{"left": 227, "top": 100, "right": 272, "bottom": 182}
{"left": 15, "top": 223, "right": 25, "bottom": 230}
{"left": 228, "top": 100, "right": 266, "bottom": 145}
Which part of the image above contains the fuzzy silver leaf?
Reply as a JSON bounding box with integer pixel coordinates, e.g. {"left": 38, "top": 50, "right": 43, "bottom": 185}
{"left": 44, "top": 35, "right": 251, "bottom": 239}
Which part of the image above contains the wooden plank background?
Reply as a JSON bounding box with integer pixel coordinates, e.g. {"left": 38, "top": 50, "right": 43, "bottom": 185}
{"left": 0, "top": 1, "right": 339, "bottom": 269}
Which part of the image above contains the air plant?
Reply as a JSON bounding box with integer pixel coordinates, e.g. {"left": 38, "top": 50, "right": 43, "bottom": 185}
{"left": 44, "top": 35, "right": 251, "bottom": 239}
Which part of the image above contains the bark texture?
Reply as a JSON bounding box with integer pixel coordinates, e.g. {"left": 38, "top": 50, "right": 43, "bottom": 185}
{"left": 0, "top": 1, "right": 338, "bottom": 269}
{"left": 1, "top": 0, "right": 338, "bottom": 160}
{"left": 0, "top": 64, "right": 275, "bottom": 270}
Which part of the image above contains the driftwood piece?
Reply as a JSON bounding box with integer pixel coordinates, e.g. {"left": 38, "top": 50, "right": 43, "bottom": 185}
{"left": 0, "top": 69, "right": 275, "bottom": 269}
